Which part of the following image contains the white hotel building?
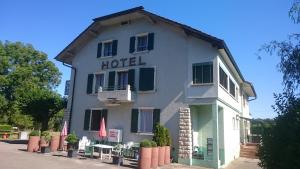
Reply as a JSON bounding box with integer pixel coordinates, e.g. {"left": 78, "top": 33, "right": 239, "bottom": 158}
{"left": 55, "top": 6, "right": 256, "bottom": 169}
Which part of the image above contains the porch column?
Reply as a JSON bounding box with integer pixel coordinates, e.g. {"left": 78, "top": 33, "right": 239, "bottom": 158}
{"left": 178, "top": 107, "right": 192, "bottom": 165}
{"left": 212, "top": 102, "right": 220, "bottom": 169}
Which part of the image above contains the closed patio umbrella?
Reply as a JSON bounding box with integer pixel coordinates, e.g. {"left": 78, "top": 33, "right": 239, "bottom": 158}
{"left": 99, "top": 117, "right": 107, "bottom": 139}
{"left": 60, "top": 121, "right": 68, "bottom": 150}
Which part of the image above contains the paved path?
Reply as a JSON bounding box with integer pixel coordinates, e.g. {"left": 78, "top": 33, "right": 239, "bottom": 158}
{"left": 0, "top": 141, "right": 260, "bottom": 169}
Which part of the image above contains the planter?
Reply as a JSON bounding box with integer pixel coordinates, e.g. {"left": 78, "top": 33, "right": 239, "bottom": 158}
{"left": 112, "top": 155, "right": 124, "bottom": 165}
{"left": 151, "top": 147, "right": 159, "bottom": 169}
{"left": 139, "top": 147, "right": 152, "bottom": 169}
{"left": 158, "top": 146, "right": 165, "bottom": 166}
{"left": 50, "top": 135, "right": 60, "bottom": 152}
{"left": 164, "top": 146, "right": 171, "bottom": 165}
{"left": 27, "top": 136, "right": 40, "bottom": 152}
{"left": 67, "top": 149, "right": 77, "bottom": 158}
{"left": 41, "top": 147, "right": 51, "bottom": 153}
{"left": 40, "top": 136, "right": 49, "bottom": 148}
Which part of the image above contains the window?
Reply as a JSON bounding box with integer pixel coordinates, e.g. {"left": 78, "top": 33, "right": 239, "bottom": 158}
{"left": 137, "top": 35, "right": 148, "bottom": 52}
{"left": 219, "top": 67, "right": 228, "bottom": 89}
{"left": 94, "top": 74, "right": 104, "bottom": 93}
{"left": 131, "top": 108, "right": 160, "bottom": 133}
{"left": 139, "top": 68, "right": 155, "bottom": 91}
{"left": 83, "top": 109, "right": 107, "bottom": 131}
{"left": 192, "top": 62, "right": 213, "bottom": 84}
{"left": 229, "top": 78, "right": 236, "bottom": 97}
{"left": 117, "top": 71, "right": 128, "bottom": 90}
{"left": 103, "top": 41, "right": 113, "bottom": 57}
{"left": 138, "top": 109, "right": 153, "bottom": 133}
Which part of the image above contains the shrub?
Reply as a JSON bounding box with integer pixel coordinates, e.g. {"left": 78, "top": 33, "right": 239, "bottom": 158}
{"left": 165, "top": 128, "right": 172, "bottom": 146}
{"left": 140, "top": 139, "right": 152, "bottom": 148}
{"left": 0, "top": 124, "right": 12, "bottom": 131}
{"left": 65, "top": 132, "right": 78, "bottom": 144}
{"left": 150, "top": 140, "right": 157, "bottom": 147}
{"left": 29, "top": 130, "right": 40, "bottom": 136}
{"left": 41, "top": 131, "right": 52, "bottom": 142}
{"left": 153, "top": 124, "right": 167, "bottom": 146}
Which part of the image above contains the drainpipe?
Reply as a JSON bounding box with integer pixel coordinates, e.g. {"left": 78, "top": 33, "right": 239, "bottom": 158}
{"left": 63, "top": 62, "right": 77, "bottom": 133}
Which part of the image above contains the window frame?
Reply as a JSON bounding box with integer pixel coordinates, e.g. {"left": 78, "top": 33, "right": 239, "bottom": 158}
{"left": 86, "top": 108, "right": 105, "bottom": 131}
{"left": 192, "top": 62, "right": 213, "bottom": 85}
{"left": 219, "top": 66, "right": 228, "bottom": 90}
{"left": 93, "top": 72, "right": 105, "bottom": 94}
{"left": 102, "top": 40, "right": 113, "bottom": 57}
{"left": 229, "top": 78, "right": 236, "bottom": 98}
{"left": 137, "top": 108, "right": 154, "bottom": 134}
{"left": 134, "top": 33, "right": 149, "bottom": 53}
{"left": 116, "top": 70, "right": 129, "bottom": 90}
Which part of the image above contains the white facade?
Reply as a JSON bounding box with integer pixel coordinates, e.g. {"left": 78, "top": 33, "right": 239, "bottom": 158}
{"left": 56, "top": 7, "right": 256, "bottom": 169}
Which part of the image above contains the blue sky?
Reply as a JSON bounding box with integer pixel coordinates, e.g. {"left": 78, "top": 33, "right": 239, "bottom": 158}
{"left": 1, "top": 0, "right": 299, "bottom": 119}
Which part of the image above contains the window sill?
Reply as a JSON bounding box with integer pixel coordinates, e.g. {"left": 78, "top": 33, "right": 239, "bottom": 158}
{"left": 133, "top": 50, "right": 149, "bottom": 55}
{"left": 191, "top": 83, "right": 214, "bottom": 86}
{"left": 136, "top": 132, "right": 154, "bottom": 136}
{"left": 97, "top": 55, "right": 113, "bottom": 59}
{"left": 138, "top": 90, "right": 156, "bottom": 94}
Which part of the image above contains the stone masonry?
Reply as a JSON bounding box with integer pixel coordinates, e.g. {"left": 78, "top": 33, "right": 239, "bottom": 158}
{"left": 178, "top": 107, "right": 192, "bottom": 161}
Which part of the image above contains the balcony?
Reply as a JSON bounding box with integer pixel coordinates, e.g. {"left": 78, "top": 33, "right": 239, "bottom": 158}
{"left": 97, "top": 85, "right": 134, "bottom": 105}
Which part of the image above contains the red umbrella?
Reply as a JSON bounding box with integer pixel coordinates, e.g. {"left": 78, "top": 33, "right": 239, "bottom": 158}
{"left": 99, "top": 117, "right": 107, "bottom": 139}
{"left": 60, "top": 121, "right": 68, "bottom": 150}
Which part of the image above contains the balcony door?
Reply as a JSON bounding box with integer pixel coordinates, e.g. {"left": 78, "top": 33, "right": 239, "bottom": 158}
{"left": 117, "top": 71, "right": 128, "bottom": 90}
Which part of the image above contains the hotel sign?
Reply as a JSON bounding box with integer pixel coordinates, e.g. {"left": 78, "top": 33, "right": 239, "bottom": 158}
{"left": 101, "top": 56, "right": 146, "bottom": 70}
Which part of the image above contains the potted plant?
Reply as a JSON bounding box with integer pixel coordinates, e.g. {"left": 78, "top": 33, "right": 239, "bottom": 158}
{"left": 50, "top": 132, "right": 60, "bottom": 152}
{"left": 164, "top": 128, "right": 172, "bottom": 165}
{"left": 112, "top": 144, "right": 124, "bottom": 165}
{"left": 150, "top": 140, "right": 158, "bottom": 169}
{"left": 40, "top": 131, "right": 51, "bottom": 153}
{"left": 153, "top": 124, "right": 166, "bottom": 166}
{"left": 65, "top": 132, "right": 78, "bottom": 158}
{"left": 139, "top": 139, "right": 152, "bottom": 169}
{"left": 27, "top": 130, "right": 40, "bottom": 152}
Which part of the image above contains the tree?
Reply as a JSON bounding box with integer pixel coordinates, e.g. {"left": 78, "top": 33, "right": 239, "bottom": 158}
{"left": 0, "top": 41, "right": 62, "bottom": 130}
{"left": 257, "top": 1, "right": 300, "bottom": 169}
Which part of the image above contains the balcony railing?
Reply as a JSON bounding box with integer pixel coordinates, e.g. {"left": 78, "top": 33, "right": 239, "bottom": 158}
{"left": 97, "top": 85, "right": 134, "bottom": 104}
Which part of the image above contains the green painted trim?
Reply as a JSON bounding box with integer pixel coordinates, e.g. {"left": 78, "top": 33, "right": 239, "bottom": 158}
{"left": 191, "top": 158, "right": 214, "bottom": 168}
{"left": 178, "top": 158, "right": 192, "bottom": 165}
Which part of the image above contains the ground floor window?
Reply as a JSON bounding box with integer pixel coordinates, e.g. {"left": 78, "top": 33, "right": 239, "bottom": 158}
{"left": 83, "top": 109, "right": 107, "bottom": 131}
{"left": 131, "top": 108, "right": 160, "bottom": 133}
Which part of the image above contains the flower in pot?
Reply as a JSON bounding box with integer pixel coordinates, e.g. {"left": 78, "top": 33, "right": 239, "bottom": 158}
{"left": 27, "top": 130, "right": 40, "bottom": 152}
{"left": 65, "top": 132, "right": 78, "bottom": 158}
{"left": 150, "top": 141, "right": 159, "bottom": 169}
{"left": 164, "top": 128, "right": 172, "bottom": 165}
{"left": 112, "top": 144, "right": 124, "bottom": 165}
{"left": 40, "top": 131, "right": 51, "bottom": 153}
{"left": 139, "top": 139, "right": 152, "bottom": 169}
{"left": 153, "top": 124, "right": 166, "bottom": 166}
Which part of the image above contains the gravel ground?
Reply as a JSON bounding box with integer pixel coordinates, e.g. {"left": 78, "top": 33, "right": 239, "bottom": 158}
{"left": 0, "top": 141, "right": 260, "bottom": 169}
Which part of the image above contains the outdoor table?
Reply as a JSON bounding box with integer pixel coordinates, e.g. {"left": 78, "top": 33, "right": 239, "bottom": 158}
{"left": 92, "top": 144, "right": 114, "bottom": 160}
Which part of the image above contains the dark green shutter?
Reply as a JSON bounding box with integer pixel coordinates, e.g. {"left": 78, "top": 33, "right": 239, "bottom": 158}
{"left": 101, "top": 109, "right": 108, "bottom": 128}
{"left": 84, "top": 109, "right": 91, "bottom": 130}
{"left": 87, "top": 74, "right": 94, "bottom": 94}
{"left": 153, "top": 109, "right": 160, "bottom": 132}
{"left": 131, "top": 109, "right": 139, "bottom": 133}
{"left": 108, "top": 71, "right": 115, "bottom": 91}
{"left": 112, "top": 40, "right": 118, "bottom": 56}
{"left": 147, "top": 33, "right": 154, "bottom": 50}
{"left": 139, "top": 68, "right": 155, "bottom": 91}
{"left": 129, "top": 36, "right": 135, "bottom": 53}
{"left": 97, "top": 43, "right": 102, "bottom": 58}
{"left": 128, "top": 69, "right": 135, "bottom": 91}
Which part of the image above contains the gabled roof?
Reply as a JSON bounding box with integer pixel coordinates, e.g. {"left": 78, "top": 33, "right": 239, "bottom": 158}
{"left": 54, "top": 6, "right": 256, "bottom": 99}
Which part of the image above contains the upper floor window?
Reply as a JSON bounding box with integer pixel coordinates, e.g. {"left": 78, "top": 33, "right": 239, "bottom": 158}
{"left": 94, "top": 74, "right": 104, "bottom": 93}
{"left": 192, "top": 62, "right": 213, "bottom": 84}
{"left": 86, "top": 73, "right": 104, "bottom": 94}
{"left": 229, "top": 78, "right": 236, "bottom": 97}
{"left": 129, "top": 33, "right": 154, "bottom": 53}
{"left": 97, "top": 40, "right": 118, "bottom": 58}
{"left": 137, "top": 35, "right": 148, "bottom": 52}
{"left": 103, "top": 41, "right": 113, "bottom": 56}
{"left": 117, "top": 71, "right": 128, "bottom": 90}
{"left": 219, "top": 67, "right": 228, "bottom": 90}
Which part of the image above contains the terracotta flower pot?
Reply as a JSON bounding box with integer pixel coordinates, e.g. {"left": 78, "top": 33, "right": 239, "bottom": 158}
{"left": 158, "top": 146, "right": 165, "bottom": 166}
{"left": 50, "top": 135, "right": 60, "bottom": 152}
{"left": 139, "top": 147, "right": 152, "bottom": 169}
{"left": 151, "top": 147, "right": 159, "bottom": 169}
{"left": 164, "top": 146, "right": 171, "bottom": 165}
{"left": 27, "top": 136, "right": 40, "bottom": 152}
{"left": 40, "top": 136, "right": 49, "bottom": 147}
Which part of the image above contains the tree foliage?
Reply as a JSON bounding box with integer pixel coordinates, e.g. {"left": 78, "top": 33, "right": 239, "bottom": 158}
{"left": 0, "top": 41, "right": 63, "bottom": 130}
{"left": 258, "top": 1, "right": 300, "bottom": 169}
